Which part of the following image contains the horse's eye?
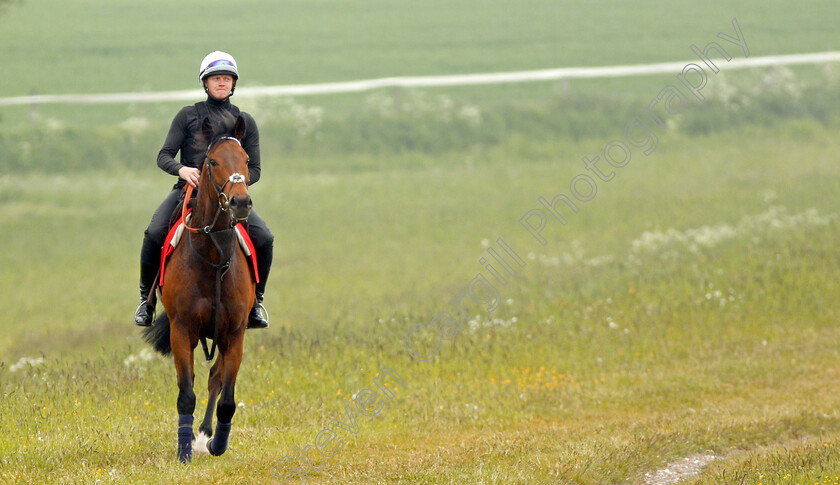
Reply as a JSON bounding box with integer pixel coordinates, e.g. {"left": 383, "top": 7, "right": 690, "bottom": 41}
{"left": 209, "top": 159, "right": 218, "bottom": 167}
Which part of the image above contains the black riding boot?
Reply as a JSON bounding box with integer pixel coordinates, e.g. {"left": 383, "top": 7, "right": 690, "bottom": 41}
{"left": 247, "top": 242, "right": 273, "bottom": 329}
{"left": 134, "top": 239, "right": 159, "bottom": 327}
{"left": 247, "top": 290, "right": 269, "bottom": 329}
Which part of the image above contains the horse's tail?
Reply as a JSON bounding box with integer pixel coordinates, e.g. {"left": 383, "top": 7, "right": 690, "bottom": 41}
{"left": 142, "top": 310, "right": 172, "bottom": 356}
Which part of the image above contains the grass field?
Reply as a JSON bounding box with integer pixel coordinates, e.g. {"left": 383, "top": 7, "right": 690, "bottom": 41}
{"left": 2, "top": 0, "right": 840, "bottom": 126}
{"left": 2, "top": 120, "right": 840, "bottom": 483}
{"left": 4, "top": 0, "right": 838, "bottom": 94}
{"left": 2, "top": 0, "right": 840, "bottom": 483}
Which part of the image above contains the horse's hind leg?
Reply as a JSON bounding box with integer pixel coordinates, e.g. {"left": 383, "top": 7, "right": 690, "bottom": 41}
{"left": 194, "top": 359, "right": 222, "bottom": 454}
{"left": 171, "top": 322, "right": 197, "bottom": 463}
{"left": 208, "top": 330, "right": 245, "bottom": 456}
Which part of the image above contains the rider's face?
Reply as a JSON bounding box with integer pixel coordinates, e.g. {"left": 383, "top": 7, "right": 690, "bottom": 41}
{"left": 204, "top": 74, "right": 234, "bottom": 100}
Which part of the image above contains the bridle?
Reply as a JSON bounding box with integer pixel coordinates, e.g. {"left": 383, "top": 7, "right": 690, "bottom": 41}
{"left": 183, "top": 136, "right": 249, "bottom": 234}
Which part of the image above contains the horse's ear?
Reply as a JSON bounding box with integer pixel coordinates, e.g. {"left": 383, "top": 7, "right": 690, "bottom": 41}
{"left": 233, "top": 114, "right": 247, "bottom": 141}
{"left": 201, "top": 117, "right": 214, "bottom": 146}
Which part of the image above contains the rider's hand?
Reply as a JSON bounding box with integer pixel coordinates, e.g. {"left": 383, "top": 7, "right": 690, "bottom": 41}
{"left": 178, "top": 166, "right": 201, "bottom": 188}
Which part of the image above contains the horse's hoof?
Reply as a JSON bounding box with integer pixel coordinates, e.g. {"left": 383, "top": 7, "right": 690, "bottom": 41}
{"left": 208, "top": 421, "right": 232, "bottom": 456}
{"left": 207, "top": 438, "right": 225, "bottom": 456}
{"left": 193, "top": 432, "right": 211, "bottom": 454}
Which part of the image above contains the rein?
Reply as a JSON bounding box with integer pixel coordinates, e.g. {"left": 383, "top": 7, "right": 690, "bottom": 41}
{"left": 179, "top": 136, "right": 249, "bottom": 360}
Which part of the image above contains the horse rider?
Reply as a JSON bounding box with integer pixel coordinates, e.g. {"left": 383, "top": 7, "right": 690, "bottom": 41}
{"left": 134, "top": 51, "right": 273, "bottom": 329}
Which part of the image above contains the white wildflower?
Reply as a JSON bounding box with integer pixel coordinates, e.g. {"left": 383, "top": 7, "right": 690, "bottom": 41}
{"left": 44, "top": 118, "right": 66, "bottom": 131}
{"left": 10, "top": 356, "right": 44, "bottom": 372}
{"left": 585, "top": 255, "right": 615, "bottom": 267}
{"left": 458, "top": 105, "right": 482, "bottom": 126}
{"left": 123, "top": 348, "right": 155, "bottom": 366}
{"left": 119, "top": 117, "right": 150, "bottom": 133}
{"left": 629, "top": 206, "right": 835, "bottom": 259}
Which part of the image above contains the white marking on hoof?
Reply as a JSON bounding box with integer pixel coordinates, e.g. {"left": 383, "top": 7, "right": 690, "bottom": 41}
{"left": 193, "top": 432, "right": 210, "bottom": 454}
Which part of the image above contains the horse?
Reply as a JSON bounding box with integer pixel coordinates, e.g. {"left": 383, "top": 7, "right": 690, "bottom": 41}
{"left": 143, "top": 113, "right": 256, "bottom": 463}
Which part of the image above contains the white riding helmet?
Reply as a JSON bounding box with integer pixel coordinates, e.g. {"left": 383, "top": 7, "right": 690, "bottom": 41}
{"left": 198, "top": 51, "right": 240, "bottom": 83}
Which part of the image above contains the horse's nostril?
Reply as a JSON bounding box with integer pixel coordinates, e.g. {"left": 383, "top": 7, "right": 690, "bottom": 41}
{"left": 229, "top": 196, "right": 252, "bottom": 218}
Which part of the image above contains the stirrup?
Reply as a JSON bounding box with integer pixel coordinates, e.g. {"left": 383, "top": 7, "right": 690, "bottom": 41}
{"left": 134, "top": 300, "right": 155, "bottom": 327}
{"left": 247, "top": 302, "right": 269, "bottom": 329}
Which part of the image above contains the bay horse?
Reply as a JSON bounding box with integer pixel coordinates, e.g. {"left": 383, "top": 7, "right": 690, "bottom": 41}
{"left": 143, "top": 113, "right": 255, "bottom": 463}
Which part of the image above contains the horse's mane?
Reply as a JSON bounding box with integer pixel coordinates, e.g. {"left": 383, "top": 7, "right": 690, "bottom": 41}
{"left": 192, "top": 110, "right": 239, "bottom": 155}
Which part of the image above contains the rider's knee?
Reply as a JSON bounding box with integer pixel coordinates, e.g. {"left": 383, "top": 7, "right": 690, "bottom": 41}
{"left": 249, "top": 225, "right": 274, "bottom": 250}
{"left": 143, "top": 228, "right": 167, "bottom": 251}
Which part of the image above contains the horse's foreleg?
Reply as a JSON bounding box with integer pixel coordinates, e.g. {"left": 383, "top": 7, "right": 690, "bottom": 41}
{"left": 171, "top": 323, "right": 196, "bottom": 463}
{"left": 194, "top": 359, "right": 222, "bottom": 454}
{"left": 208, "top": 330, "right": 245, "bottom": 457}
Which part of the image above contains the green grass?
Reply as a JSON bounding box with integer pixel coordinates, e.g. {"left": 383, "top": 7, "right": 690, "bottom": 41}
{"left": 3, "top": 1, "right": 840, "bottom": 482}
{"left": 3, "top": 61, "right": 840, "bottom": 175}
{"left": 2, "top": 0, "right": 840, "bottom": 126}
{"left": 1, "top": 120, "right": 840, "bottom": 483}
{"left": 7, "top": 0, "right": 839, "bottom": 94}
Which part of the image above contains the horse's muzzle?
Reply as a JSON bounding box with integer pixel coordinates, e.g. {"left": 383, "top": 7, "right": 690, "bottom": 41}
{"left": 228, "top": 194, "right": 252, "bottom": 222}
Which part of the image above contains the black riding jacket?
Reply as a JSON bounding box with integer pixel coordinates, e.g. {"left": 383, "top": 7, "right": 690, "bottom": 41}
{"left": 157, "top": 96, "right": 261, "bottom": 190}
